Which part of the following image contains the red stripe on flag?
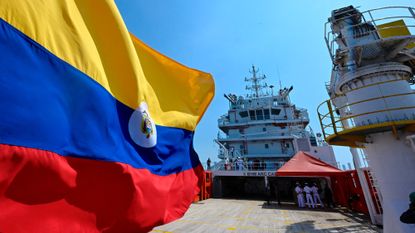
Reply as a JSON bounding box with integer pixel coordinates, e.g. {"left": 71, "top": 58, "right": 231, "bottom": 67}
{"left": 0, "top": 144, "right": 202, "bottom": 233}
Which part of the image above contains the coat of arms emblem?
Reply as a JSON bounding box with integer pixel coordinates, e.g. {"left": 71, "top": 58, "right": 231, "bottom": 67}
{"left": 128, "top": 102, "right": 157, "bottom": 148}
{"left": 141, "top": 110, "right": 153, "bottom": 138}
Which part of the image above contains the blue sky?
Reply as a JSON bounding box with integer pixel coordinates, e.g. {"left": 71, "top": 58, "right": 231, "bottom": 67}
{"left": 115, "top": 0, "right": 414, "bottom": 168}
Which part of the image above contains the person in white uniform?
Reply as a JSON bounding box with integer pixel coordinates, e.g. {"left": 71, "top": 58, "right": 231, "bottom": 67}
{"left": 311, "top": 183, "right": 324, "bottom": 208}
{"left": 303, "top": 183, "right": 315, "bottom": 208}
{"left": 295, "top": 182, "right": 305, "bottom": 208}
{"left": 237, "top": 157, "right": 243, "bottom": 171}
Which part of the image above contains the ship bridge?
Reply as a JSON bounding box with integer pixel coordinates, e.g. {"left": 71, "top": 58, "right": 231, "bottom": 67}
{"left": 212, "top": 66, "right": 338, "bottom": 200}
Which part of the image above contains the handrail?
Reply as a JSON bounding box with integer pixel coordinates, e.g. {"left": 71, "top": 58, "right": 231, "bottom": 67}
{"left": 328, "top": 6, "right": 415, "bottom": 23}
{"left": 324, "top": 6, "right": 415, "bottom": 61}
{"left": 210, "top": 160, "right": 286, "bottom": 171}
{"left": 326, "top": 26, "right": 415, "bottom": 59}
{"left": 339, "top": 77, "right": 411, "bottom": 96}
{"left": 333, "top": 106, "right": 415, "bottom": 125}
{"left": 325, "top": 6, "right": 415, "bottom": 33}
{"left": 317, "top": 92, "right": 415, "bottom": 139}
{"left": 336, "top": 92, "right": 414, "bottom": 111}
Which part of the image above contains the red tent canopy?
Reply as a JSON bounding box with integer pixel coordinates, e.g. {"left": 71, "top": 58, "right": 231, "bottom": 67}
{"left": 276, "top": 151, "right": 343, "bottom": 177}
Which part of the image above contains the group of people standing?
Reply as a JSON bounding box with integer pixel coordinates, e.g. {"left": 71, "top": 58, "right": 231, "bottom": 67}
{"left": 295, "top": 182, "right": 329, "bottom": 208}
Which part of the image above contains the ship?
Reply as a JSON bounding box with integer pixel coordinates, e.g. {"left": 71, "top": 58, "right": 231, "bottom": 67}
{"left": 211, "top": 65, "right": 337, "bottom": 199}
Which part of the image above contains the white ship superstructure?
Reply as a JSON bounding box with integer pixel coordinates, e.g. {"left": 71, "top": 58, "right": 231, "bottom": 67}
{"left": 215, "top": 66, "right": 337, "bottom": 175}
{"left": 318, "top": 6, "right": 415, "bottom": 232}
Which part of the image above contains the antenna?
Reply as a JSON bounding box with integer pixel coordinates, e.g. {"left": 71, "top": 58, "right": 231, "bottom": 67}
{"left": 245, "top": 65, "right": 268, "bottom": 98}
{"left": 273, "top": 63, "right": 282, "bottom": 91}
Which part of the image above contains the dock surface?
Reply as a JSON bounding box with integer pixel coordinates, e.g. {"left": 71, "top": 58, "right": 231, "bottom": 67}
{"left": 151, "top": 199, "right": 381, "bottom": 233}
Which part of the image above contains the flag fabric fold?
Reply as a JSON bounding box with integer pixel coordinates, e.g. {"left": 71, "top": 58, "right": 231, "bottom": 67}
{"left": 0, "top": 0, "right": 214, "bottom": 232}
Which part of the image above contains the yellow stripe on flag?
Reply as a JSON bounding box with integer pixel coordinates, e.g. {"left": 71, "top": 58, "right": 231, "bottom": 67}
{"left": 131, "top": 35, "right": 214, "bottom": 129}
{"left": 0, "top": 0, "right": 214, "bottom": 130}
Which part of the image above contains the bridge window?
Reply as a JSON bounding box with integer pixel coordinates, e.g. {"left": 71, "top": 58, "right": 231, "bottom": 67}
{"left": 264, "top": 109, "right": 270, "bottom": 119}
{"left": 271, "top": 108, "right": 281, "bottom": 115}
{"left": 256, "top": 110, "right": 264, "bottom": 120}
{"left": 249, "top": 110, "right": 255, "bottom": 120}
{"left": 239, "top": 111, "right": 248, "bottom": 118}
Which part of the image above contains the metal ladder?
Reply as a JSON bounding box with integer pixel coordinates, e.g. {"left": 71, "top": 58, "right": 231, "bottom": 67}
{"left": 365, "top": 168, "right": 383, "bottom": 215}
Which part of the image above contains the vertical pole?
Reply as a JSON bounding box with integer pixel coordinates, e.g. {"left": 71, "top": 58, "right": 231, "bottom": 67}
{"left": 317, "top": 110, "right": 327, "bottom": 140}
{"left": 327, "top": 100, "right": 338, "bottom": 134}
{"left": 368, "top": 11, "right": 377, "bottom": 28}
{"left": 408, "top": 7, "right": 415, "bottom": 19}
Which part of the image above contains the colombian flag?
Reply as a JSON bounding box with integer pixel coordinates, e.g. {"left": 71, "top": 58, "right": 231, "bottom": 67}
{"left": 0, "top": 0, "right": 214, "bottom": 232}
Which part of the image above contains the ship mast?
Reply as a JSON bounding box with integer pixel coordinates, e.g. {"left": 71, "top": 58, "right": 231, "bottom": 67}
{"left": 245, "top": 65, "right": 267, "bottom": 98}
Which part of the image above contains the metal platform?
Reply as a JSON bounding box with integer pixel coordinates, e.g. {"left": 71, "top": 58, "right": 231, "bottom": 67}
{"left": 151, "top": 199, "right": 381, "bottom": 233}
{"left": 318, "top": 94, "right": 415, "bottom": 147}
{"left": 325, "top": 120, "right": 415, "bottom": 147}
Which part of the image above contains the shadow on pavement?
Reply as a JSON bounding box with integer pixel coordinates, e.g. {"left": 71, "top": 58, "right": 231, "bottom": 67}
{"left": 261, "top": 202, "right": 382, "bottom": 232}
{"left": 261, "top": 202, "right": 338, "bottom": 213}
{"left": 284, "top": 220, "right": 381, "bottom": 233}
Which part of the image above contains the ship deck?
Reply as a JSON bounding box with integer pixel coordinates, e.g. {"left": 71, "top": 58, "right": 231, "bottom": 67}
{"left": 151, "top": 199, "right": 381, "bottom": 233}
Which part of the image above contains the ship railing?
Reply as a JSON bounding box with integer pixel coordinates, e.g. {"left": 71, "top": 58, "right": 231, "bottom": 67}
{"left": 218, "top": 117, "right": 310, "bottom": 126}
{"left": 324, "top": 6, "right": 415, "bottom": 63}
{"left": 216, "top": 131, "right": 227, "bottom": 140}
{"left": 201, "top": 161, "right": 219, "bottom": 171}
{"left": 217, "top": 131, "right": 309, "bottom": 141}
{"left": 317, "top": 91, "right": 415, "bottom": 145}
{"left": 217, "top": 116, "right": 230, "bottom": 125}
{"left": 217, "top": 134, "right": 295, "bottom": 140}
{"left": 211, "top": 161, "right": 285, "bottom": 171}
